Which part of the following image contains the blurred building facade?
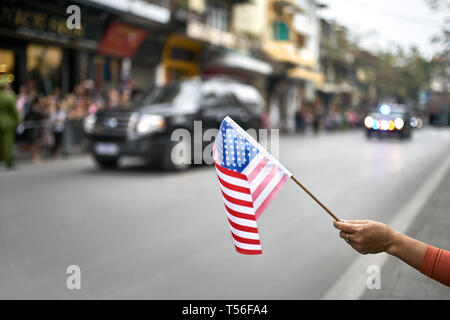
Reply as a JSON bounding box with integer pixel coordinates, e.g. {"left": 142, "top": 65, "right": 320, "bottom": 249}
{"left": 317, "top": 19, "right": 358, "bottom": 115}
{"left": 261, "top": 0, "right": 324, "bottom": 132}
{"left": 0, "top": 0, "right": 173, "bottom": 94}
{"left": 1, "top": 0, "right": 410, "bottom": 130}
{"left": 180, "top": 0, "right": 271, "bottom": 98}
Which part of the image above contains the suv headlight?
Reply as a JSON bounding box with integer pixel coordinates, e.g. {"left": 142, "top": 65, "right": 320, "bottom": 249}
{"left": 136, "top": 115, "right": 165, "bottom": 135}
{"left": 364, "top": 116, "right": 374, "bottom": 128}
{"left": 83, "top": 114, "right": 96, "bottom": 133}
{"left": 394, "top": 118, "right": 404, "bottom": 130}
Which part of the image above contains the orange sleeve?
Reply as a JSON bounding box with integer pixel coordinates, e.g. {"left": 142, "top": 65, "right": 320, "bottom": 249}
{"left": 420, "top": 246, "right": 450, "bottom": 287}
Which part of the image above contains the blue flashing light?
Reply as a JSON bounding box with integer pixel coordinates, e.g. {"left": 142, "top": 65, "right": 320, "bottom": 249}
{"left": 380, "top": 104, "right": 391, "bottom": 115}
{"left": 372, "top": 120, "right": 379, "bottom": 130}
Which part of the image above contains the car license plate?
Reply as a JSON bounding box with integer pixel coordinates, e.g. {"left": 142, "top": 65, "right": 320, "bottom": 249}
{"left": 95, "top": 143, "right": 119, "bottom": 156}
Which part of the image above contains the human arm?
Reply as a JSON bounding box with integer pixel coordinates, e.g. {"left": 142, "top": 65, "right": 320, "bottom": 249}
{"left": 420, "top": 246, "right": 450, "bottom": 286}
{"left": 333, "top": 220, "right": 450, "bottom": 286}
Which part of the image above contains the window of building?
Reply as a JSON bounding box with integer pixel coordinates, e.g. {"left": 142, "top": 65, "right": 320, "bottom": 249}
{"left": 0, "top": 49, "right": 14, "bottom": 72}
{"left": 296, "top": 32, "right": 306, "bottom": 48}
{"left": 27, "top": 44, "right": 62, "bottom": 94}
{"left": 206, "top": 1, "right": 229, "bottom": 31}
{"left": 272, "top": 21, "right": 289, "bottom": 40}
{"left": 170, "top": 47, "right": 196, "bottom": 62}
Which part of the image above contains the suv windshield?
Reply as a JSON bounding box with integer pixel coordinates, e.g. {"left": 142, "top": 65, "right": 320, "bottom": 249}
{"left": 139, "top": 81, "right": 200, "bottom": 110}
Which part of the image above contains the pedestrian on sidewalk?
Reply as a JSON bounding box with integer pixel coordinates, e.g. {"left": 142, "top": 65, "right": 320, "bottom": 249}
{"left": 312, "top": 98, "right": 323, "bottom": 135}
{"left": 50, "top": 99, "right": 66, "bottom": 158}
{"left": 334, "top": 219, "right": 450, "bottom": 287}
{"left": 0, "top": 66, "right": 20, "bottom": 169}
{"left": 23, "top": 98, "right": 44, "bottom": 163}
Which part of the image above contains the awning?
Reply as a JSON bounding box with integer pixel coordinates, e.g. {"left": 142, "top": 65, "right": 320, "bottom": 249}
{"left": 207, "top": 52, "right": 273, "bottom": 75}
{"left": 81, "top": 0, "right": 170, "bottom": 24}
{"left": 287, "top": 67, "right": 324, "bottom": 86}
{"left": 317, "top": 82, "right": 356, "bottom": 94}
{"left": 263, "top": 41, "right": 315, "bottom": 68}
{"left": 273, "top": 0, "right": 304, "bottom": 14}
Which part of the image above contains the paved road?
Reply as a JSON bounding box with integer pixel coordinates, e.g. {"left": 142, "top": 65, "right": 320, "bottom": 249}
{"left": 0, "top": 128, "right": 449, "bottom": 299}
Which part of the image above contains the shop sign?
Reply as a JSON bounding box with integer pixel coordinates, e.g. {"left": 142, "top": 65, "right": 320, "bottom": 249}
{"left": 98, "top": 21, "right": 147, "bottom": 58}
{"left": 0, "top": 2, "right": 100, "bottom": 48}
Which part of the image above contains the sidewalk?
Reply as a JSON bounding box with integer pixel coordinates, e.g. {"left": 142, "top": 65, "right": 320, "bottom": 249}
{"left": 362, "top": 168, "right": 450, "bottom": 299}
{"left": 11, "top": 139, "right": 86, "bottom": 163}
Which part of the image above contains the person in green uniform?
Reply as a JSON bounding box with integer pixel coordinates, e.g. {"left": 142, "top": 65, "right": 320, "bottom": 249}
{"left": 0, "top": 65, "right": 20, "bottom": 169}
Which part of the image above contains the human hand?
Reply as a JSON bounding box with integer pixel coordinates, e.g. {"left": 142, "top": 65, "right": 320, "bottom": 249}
{"left": 333, "top": 220, "right": 396, "bottom": 255}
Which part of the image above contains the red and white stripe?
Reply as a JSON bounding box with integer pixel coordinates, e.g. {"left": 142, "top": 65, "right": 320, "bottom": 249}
{"left": 242, "top": 153, "right": 290, "bottom": 220}
{"left": 215, "top": 162, "right": 262, "bottom": 254}
{"left": 213, "top": 147, "right": 291, "bottom": 255}
{"left": 213, "top": 117, "right": 292, "bottom": 255}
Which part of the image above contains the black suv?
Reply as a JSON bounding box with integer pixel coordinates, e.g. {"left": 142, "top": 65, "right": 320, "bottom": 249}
{"left": 83, "top": 78, "right": 264, "bottom": 170}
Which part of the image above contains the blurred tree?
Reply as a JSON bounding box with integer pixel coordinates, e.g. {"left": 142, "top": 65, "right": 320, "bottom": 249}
{"left": 425, "top": 0, "right": 450, "bottom": 95}
{"left": 354, "top": 45, "right": 435, "bottom": 107}
{"left": 425, "top": 0, "right": 449, "bottom": 56}
{"left": 349, "top": 1, "right": 449, "bottom": 108}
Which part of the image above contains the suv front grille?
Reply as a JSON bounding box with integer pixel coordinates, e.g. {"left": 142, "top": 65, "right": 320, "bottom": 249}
{"left": 94, "top": 111, "right": 135, "bottom": 136}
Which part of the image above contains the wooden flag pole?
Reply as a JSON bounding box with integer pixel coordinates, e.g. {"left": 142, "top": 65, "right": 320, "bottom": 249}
{"left": 291, "top": 176, "right": 340, "bottom": 221}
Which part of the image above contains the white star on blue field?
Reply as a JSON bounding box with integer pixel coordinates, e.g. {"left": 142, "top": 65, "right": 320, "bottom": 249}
{"left": 216, "top": 121, "right": 259, "bottom": 173}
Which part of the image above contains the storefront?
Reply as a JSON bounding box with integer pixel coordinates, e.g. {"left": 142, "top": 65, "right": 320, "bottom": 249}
{"left": 0, "top": 0, "right": 102, "bottom": 94}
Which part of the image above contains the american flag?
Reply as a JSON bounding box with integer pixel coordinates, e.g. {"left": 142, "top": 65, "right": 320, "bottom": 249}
{"left": 213, "top": 117, "right": 292, "bottom": 255}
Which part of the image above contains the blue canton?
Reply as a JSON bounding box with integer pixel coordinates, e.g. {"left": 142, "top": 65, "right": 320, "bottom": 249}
{"left": 215, "top": 120, "right": 259, "bottom": 173}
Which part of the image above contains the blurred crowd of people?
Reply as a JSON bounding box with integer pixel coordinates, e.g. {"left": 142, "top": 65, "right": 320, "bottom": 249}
{"left": 2, "top": 76, "right": 366, "bottom": 168}
{"left": 295, "top": 99, "right": 364, "bottom": 135}
{"left": 13, "top": 80, "right": 141, "bottom": 163}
